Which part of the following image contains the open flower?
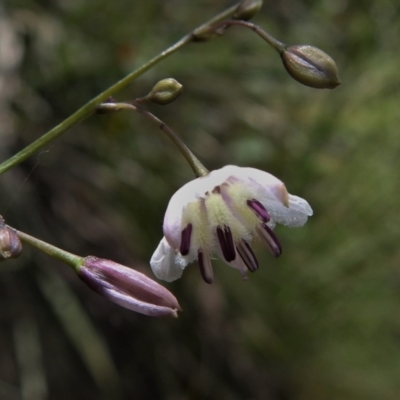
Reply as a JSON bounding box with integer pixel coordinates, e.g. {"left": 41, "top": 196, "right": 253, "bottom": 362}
{"left": 150, "top": 165, "right": 312, "bottom": 283}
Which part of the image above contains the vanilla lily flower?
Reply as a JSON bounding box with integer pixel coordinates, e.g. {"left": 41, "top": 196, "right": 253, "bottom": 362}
{"left": 150, "top": 165, "right": 312, "bottom": 283}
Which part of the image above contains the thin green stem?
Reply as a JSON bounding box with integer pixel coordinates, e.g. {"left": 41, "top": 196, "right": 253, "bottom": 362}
{"left": 0, "top": 2, "right": 243, "bottom": 176}
{"left": 97, "top": 103, "right": 209, "bottom": 177}
{"left": 212, "top": 19, "right": 286, "bottom": 52}
{"left": 14, "top": 228, "right": 83, "bottom": 270}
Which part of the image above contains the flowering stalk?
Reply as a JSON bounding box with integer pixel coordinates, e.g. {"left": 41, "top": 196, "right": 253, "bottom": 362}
{"left": 15, "top": 228, "right": 83, "bottom": 269}
{"left": 206, "top": 19, "right": 340, "bottom": 88}
{"left": 0, "top": 2, "right": 244, "bottom": 176}
{"left": 97, "top": 102, "right": 209, "bottom": 178}
{"left": 209, "top": 19, "right": 285, "bottom": 52}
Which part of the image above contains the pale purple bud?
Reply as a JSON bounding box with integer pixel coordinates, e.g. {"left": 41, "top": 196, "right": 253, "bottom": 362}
{"left": 0, "top": 218, "right": 22, "bottom": 261}
{"left": 78, "top": 256, "right": 181, "bottom": 317}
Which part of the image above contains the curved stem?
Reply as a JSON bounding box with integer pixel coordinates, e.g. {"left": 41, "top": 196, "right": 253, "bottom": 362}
{"left": 0, "top": 2, "right": 243, "bottom": 176}
{"left": 98, "top": 102, "right": 209, "bottom": 177}
{"left": 14, "top": 228, "right": 83, "bottom": 270}
{"left": 212, "top": 20, "right": 286, "bottom": 52}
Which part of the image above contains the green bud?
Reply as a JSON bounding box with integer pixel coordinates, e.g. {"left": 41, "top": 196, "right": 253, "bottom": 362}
{"left": 281, "top": 45, "right": 341, "bottom": 89}
{"left": 0, "top": 218, "right": 22, "bottom": 261}
{"left": 192, "top": 25, "right": 222, "bottom": 42}
{"left": 148, "top": 78, "right": 183, "bottom": 105}
{"left": 234, "top": 0, "right": 263, "bottom": 21}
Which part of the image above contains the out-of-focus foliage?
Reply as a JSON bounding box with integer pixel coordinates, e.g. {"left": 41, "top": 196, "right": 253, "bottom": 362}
{"left": 1, "top": 0, "right": 400, "bottom": 399}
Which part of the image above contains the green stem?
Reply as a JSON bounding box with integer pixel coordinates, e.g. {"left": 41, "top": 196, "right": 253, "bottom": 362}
{"left": 98, "top": 103, "right": 209, "bottom": 177}
{"left": 14, "top": 228, "right": 83, "bottom": 270}
{"left": 213, "top": 19, "right": 286, "bottom": 52}
{"left": 0, "top": 2, "right": 243, "bottom": 176}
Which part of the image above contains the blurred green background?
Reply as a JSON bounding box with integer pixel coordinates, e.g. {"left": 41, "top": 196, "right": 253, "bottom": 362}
{"left": 1, "top": 0, "right": 400, "bottom": 399}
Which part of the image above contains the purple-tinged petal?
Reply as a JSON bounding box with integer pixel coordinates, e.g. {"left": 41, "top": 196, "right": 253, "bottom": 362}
{"left": 79, "top": 256, "right": 181, "bottom": 317}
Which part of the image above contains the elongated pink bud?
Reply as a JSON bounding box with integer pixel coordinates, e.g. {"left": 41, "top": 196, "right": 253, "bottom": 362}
{"left": 78, "top": 256, "right": 181, "bottom": 317}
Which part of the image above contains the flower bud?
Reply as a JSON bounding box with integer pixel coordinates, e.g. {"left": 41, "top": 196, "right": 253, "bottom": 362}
{"left": 192, "top": 24, "right": 223, "bottom": 42}
{"left": 78, "top": 256, "right": 181, "bottom": 317}
{"left": 234, "top": 0, "right": 263, "bottom": 21}
{"left": 148, "top": 78, "right": 183, "bottom": 105}
{"left": 0, "top": 219, "right": 22, "bottom": 261}
{"left": 281, "top": 45, "right": 340, "bottom": 89}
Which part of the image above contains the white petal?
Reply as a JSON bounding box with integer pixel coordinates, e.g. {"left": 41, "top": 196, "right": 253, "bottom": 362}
{"left": 150, "top": 237, "right": 189, "bottom": 282}
{"left": 228, "top": 166, "right": 284, "bottom": 189}
{"left": 240, "top": 168, "right": 288, "bottom": 203}
{"left": 227, "top": 166, "right": 312, "bottom": 227}
{"left": 163, "top": 166, "right": 243, "bottom": 248}
{"left": 260, "top": 194, "right": 313, "bottom": 227}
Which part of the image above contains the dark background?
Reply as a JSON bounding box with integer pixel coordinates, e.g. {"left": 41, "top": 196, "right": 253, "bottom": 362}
{"left": 0, "top": 0, "right": 399, "bottom": 399}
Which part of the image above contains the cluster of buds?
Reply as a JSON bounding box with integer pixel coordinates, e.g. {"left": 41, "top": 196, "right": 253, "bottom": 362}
{"left": 0, "top": 1, "right": 341, "bottom": 319}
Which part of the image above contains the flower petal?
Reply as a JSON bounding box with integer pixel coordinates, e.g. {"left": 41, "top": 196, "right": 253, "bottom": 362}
{"left": 103, "top": 287, "right": 179, "bottom": 317}
{"left": 150, "top": 237, "right": 191, "bottom": 282}
{"left": 259, "top": 194, "right": 313, "bottom": 227}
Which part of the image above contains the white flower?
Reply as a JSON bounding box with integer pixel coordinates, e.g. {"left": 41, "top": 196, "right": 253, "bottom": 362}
{"left": 150, "top": 165, "right": 312, "bottom": 283}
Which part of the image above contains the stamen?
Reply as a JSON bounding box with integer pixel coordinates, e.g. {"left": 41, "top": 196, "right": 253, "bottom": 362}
{"left": 198, "top": 249, "right": 214, "bottom": 284}
{"left": 257, "top": 224, "right": 282, "bottom": 257}
{"left": 236, "top": 240, "right": 259, "bottom": 272}
{"left": 247, "top": 199, "right": 270, "bottom": 222}
{"left": 234, "top": 256, "right": 249, "bottom": 280}
{"left": 216, "top": 225, "right": 236, "bottom": 262}
{"left": 180, "top": 223, "right": 192, "bottom": 256}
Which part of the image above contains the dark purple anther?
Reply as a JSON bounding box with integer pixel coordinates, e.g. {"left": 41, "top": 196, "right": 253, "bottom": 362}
{"left": 180, "top": 223, "right": 192, "bottom": 256}
{"left": 236, "top": 240, "right": 259, "bottom": 272}
{"left": 216, "top": 225, "right": 236, "bottom": 262}
{"left": 198, "top": 250, "right": 214, "bottom": 284}
{"left": 258, "top": 223, "right": 282, "bottom": 256}
{"left": 247, "top": 199, "right": 270, "bottom": 222}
